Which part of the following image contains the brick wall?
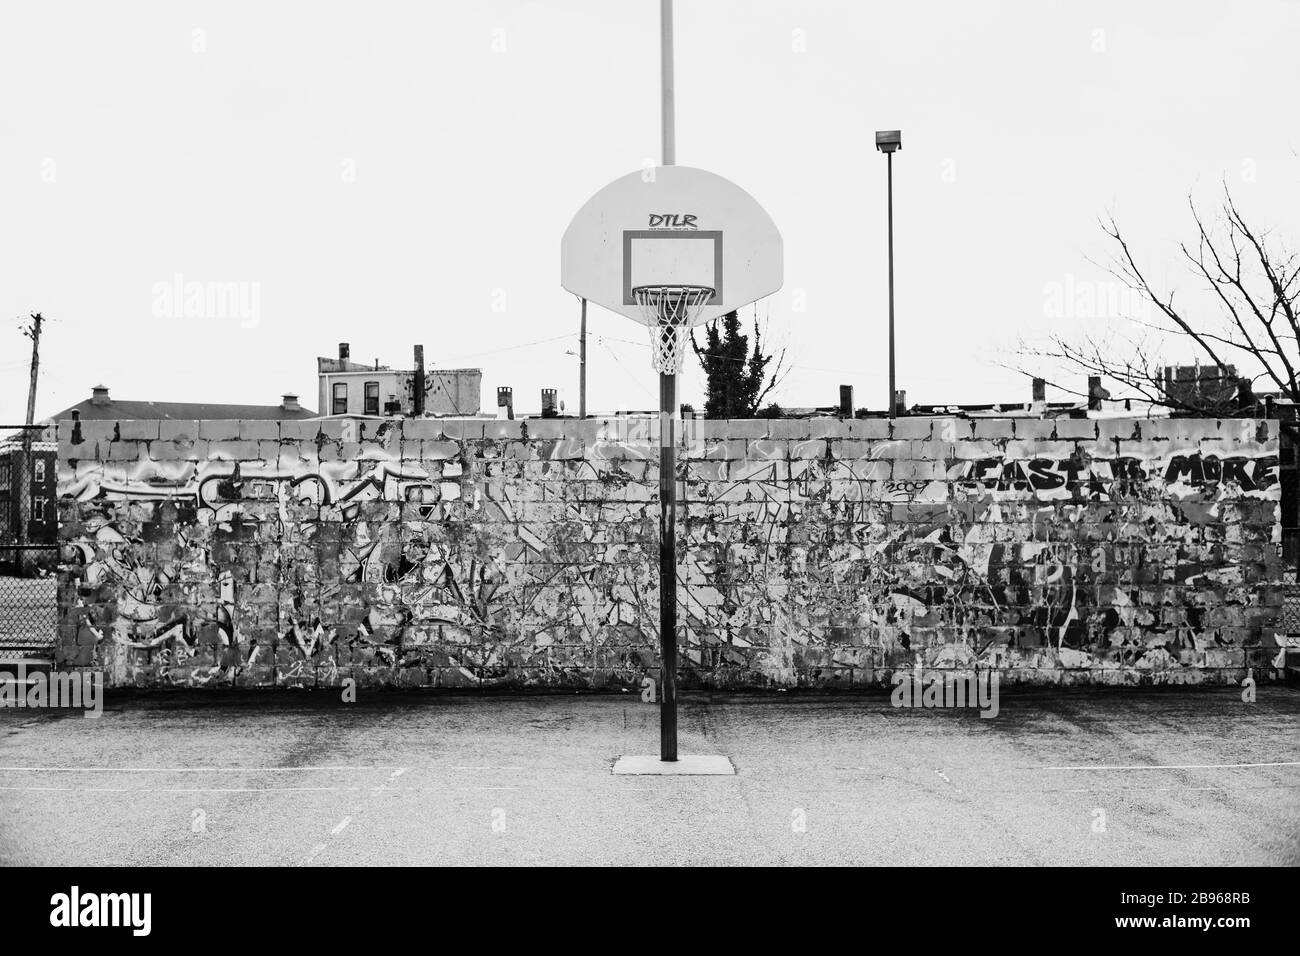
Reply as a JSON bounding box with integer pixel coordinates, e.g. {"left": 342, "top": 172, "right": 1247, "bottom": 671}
{"left": 54, "top": 415, "right": 1284, "bottom": 688}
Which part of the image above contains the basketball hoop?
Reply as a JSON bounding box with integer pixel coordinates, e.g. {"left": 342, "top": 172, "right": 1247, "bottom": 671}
{"left": 562, "top": 164, "right": 782, "bottom": 766}
{"left": 631, "top": 284, "right": 714, "bottom": 374}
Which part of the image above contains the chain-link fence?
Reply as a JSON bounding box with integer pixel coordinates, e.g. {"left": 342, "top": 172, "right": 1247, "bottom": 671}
{"left": 0, "top": 545, "right": 58, "bottom": 657}
{"left": 0, "top": 423, "right": 59, "bottom": 659}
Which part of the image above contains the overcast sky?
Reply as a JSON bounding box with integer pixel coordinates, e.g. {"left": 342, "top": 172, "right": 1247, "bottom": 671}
{"left": 2, "top": 0, "right": 1297, "bottom": 421}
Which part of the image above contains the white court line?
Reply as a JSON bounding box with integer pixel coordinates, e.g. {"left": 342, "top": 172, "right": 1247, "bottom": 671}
{"left": 1033, "top": 760, "right": 1300, "bottom": 771}
{"left": 304, "top": 843, "right": 327, "bottom": 864}
{"left": 303, "top": 767, "right": 407, "bottom": 866}
{"left": 448, "top": 766, "right": 524, "bottom": 771}
{"left": 0, "top": 764, "right": 517, "bottom": 774}
{"left": 1042, "top": 784, "right": 1300, "bottom": 793}
{"left": 0, "top": 765, "right": 406, "bottom": 773}
{"left": 0, "top": 784, "right": 583, "bottom": 794}
{"left": 0, "top": 785, "right": 365, "bottom": 794}
{"left": 153, "top": 787, "right": 364, "bottom": 793}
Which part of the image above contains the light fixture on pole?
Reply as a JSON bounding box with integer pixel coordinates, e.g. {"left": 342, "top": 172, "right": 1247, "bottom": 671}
{"left": 875, "top": 129, "right": 901, "bottom": 417}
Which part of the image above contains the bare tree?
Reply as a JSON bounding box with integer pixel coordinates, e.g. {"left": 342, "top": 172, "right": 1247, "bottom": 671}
{"left": 1017, "top": 183, "right": 1299, "bottom": 422}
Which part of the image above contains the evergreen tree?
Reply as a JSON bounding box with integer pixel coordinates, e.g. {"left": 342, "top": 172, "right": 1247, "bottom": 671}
{"left": 690, "top": 310, "right": 785, "bottom": 418}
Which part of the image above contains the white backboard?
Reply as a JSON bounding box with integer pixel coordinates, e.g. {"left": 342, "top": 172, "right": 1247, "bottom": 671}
{"left": 561, "top": 166, "right": 783, "bottom": 325}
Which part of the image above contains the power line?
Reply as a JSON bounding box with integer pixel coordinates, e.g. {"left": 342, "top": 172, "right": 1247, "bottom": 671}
{"left": 598, "top": 340, "right": 657, "bottom": 401}
{"left": 442, "top": 332, "right": 577, "bottom": 363}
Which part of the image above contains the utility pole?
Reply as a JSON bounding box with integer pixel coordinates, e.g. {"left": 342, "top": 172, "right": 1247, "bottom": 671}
{"left": 23, "top": 312, "right": 42, "bottom": 427}
{"left": 16, "top": 312, "right": 44, "bottom": 572}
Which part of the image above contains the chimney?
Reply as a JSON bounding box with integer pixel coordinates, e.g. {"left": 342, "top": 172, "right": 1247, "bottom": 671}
{"left": 541, "top": 388, "right": 558, "bottom": 419}
{"left": 91, "top": 385, "right": 110, "bottom": 406}
{"left": 838, "top": 385, "right": 854, "bottom": 419}
{"left": 1236, "top": 377, "right": 1255, "bottom": 412}
{"left": 339, "top": 342, "right": 350, "bottom": 362}
{"left": 497, "top": 386, "right": 514, "bottom": 421}
{"left": 1087, "top": 375, "right": 1110, "bottom": 411}
{"left": 1032, "top": 377, "right": 1046, "bottom": 403}
{"left": 413, "top": 345, "right": 426, "bottom": 417}
{"left": 281, "top": 393, "right": 301, "bottom": 411}
{"left": 892, "top": 389, "right": 906, "bottom": 416}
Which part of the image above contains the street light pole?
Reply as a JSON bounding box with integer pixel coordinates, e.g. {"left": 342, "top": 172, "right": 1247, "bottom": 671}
{"left": 875, "top": 130, "right": 901, "bottom": 416}
{"left": 887, "top": 151, "right": 895, "bottom": 417}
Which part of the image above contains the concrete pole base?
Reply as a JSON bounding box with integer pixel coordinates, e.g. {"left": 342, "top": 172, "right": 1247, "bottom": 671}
{"left": 612, "top": 754, "right": 735, "bottom": 775}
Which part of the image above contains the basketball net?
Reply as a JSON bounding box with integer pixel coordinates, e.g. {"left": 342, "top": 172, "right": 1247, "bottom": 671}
{"left": 631, "top": 285, "right": 715, "bottom": 374}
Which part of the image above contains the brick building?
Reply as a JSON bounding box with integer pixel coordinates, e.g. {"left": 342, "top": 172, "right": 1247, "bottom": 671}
{"left": 0, "top": 435, "right": 57, "bottom": 546}
{"left": 317, "top": 343, "right": 482, "bottom": 417}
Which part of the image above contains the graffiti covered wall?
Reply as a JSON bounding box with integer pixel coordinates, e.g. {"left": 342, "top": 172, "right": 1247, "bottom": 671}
{"left": 54, "top": 415, "right": 1284, "bottom": 688}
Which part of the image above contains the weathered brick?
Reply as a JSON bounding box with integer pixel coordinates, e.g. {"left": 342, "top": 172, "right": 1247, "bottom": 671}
{"left": 238, "top": 420, "right": 280, "bottom": 441}
{"left": 790, "top": 439, "right": 827, "bottom": 460}
{"left": 809, "top": 418, "right": 853, "bottom": 439}
{"left": 199, "top": 420, "right": 241, "bottom": 440}
{"left": 1097, "top": 419, "right": 1141, "bottom": 441}
{"left": 892, "top": 418, "right": 934, "bottom": 440}
{"left": 1053, "top": 418, "right": 1097, "bottom": 440}
{"left": 520, "top": 419, "right": 566, "bottom": 440}
{"left": 158, "top": 419, "right": 202, "bottom": 442}
{"left": 768, "top": 420, "right": 813, "bottom": 440}
{"left": 118, "top": 419, "right": 159, "bottom": 441}
{"left": 75, "top": 420, "right": 119, "bottom": 444}
{"left": 848, "top": 418, "right": 891, "bottom": 440}
{"left": 206, "top": 440, "right": 261, "bottom": 461}
{"left": 441, "top": 419, "right": 486, "bottom": 441}
{"left": 1011, "top": 419, "right": 1055, "bottom": 440}
{"left": 972, "top": 418, "right": 1014, "bottom": 440}
{"left": 722, "top": 419, "right": 771, "bottom": 439}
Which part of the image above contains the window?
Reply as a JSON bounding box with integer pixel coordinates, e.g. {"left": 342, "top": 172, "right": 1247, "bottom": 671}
{"left": 364, "top": 381, "right": 380, "bottom": 416}
{"left": 332, "top": 382, "right": 348, "bottom": 415}
{"left": 33, "top": 459, "right": 46, "bottom": 483}
{"left": 33, "top": 495, "right": 47, "bottom": 523}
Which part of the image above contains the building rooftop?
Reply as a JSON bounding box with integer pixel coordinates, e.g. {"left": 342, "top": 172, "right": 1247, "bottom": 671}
{"left": 46, "top": 386, "right": 316, "bottom": 422}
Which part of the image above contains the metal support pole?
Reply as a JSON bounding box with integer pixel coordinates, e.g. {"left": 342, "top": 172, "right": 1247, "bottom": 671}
{"left": 579, "top": 298, "right": 588, "bottom": 419}
{"left": 413, "top": 344, "right": 426, "bottom": 417}
{"left": 658, "top": 368, "right": 678, "bottom": 761}
{"left": 658, "top": 0, "right": 679, "bottom": 762}
{"left": 660, "top": 0, "right": 676, "bottom": 167}
{"left": 886, "top": 151, "right": 896, "bottom": 418}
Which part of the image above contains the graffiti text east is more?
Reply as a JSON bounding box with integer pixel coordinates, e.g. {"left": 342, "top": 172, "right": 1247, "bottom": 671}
{"left": 961, "top": 453, "right": 1278, "bottom": 493}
